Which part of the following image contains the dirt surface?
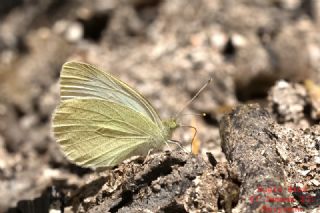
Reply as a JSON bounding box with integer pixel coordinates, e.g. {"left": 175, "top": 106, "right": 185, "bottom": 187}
{"left": 221, "top": 104, "right": 320, "bottom": 212}
{"left": 0, "top": 0, "right": 320, "bottom": 212}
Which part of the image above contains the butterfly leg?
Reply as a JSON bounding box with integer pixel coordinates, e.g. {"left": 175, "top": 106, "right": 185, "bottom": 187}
{"left": 167, "top": 139, "right": 187, "bottom": 153}
{"left": 164, "top": 140, "right": 173, "bottom": 152}
{"left": 177, "top": 125, "right": 198, "bottom": 153}
{"left": 143, "top": 149, "right": 154, "bottom": 164}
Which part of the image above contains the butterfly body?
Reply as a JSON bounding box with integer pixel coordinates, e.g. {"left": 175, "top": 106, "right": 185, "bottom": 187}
{"left": 52, "top": 62, "right": 177, "bottom": 168}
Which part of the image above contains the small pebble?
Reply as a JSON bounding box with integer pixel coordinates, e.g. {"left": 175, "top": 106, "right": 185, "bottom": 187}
{"left": 152, "top": 184, "right": 161, "bottom": 192}
{"left": 310, "top": 179, "right": 320, "bottom": 186}
{"left": 298, "top": 170, "right": 310, "bottom": 176}
{"left": 314, "top": 156, "right": 320, "bottom": 164}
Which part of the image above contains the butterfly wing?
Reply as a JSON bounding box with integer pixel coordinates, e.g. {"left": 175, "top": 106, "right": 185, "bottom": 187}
{"left": 60, "top": 61, "right": 162, "bottom": 127}
{"left": 53, "top": 98, "right": 165, "bottom": 168}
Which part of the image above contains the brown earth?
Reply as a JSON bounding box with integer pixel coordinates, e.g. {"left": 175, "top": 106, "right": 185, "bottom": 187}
{"left": 0, "top": 0, "right": 319, "bottom": 212}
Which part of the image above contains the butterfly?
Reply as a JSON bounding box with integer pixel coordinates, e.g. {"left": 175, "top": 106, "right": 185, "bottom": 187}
{"left": 52, "top": 61, "right": 179, "bottom": 168}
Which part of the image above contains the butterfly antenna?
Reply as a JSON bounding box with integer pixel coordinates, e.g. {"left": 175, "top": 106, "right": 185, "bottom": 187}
{"left": 175, "top": 78, "right": 212, "bottom": 119}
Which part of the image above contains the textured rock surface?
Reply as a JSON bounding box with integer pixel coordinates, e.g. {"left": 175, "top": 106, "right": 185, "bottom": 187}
{"left": 1, "top": 0, "right": 320, "bottom": 212}
{"left": 220, "top": 104, "right": 320, "bottom": 212}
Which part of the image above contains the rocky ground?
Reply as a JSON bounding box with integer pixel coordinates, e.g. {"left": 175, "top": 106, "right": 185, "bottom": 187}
{"left": 0, "top": 0, "right": 320, "bottom": 212}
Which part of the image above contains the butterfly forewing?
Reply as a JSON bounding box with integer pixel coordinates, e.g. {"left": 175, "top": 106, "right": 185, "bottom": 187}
{"left": 60, "top": 62, "right": 162, "bottom": 127}
{"left": 53, "top": 98, "right": 166, "bottom": 168}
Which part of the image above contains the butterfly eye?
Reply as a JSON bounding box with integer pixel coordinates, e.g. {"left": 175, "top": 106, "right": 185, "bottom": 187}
{"left": 163, "top": 119, "right": 178, "bottom": 129}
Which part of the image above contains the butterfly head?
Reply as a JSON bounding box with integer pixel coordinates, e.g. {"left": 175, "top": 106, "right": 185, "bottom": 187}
{"left": 163, "top": 119, "right": 179, "bottom": 130}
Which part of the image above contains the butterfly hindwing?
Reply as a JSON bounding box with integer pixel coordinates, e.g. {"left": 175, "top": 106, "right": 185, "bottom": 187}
{"left": 53, "top": 98, "right": 164, "bottom": 168}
